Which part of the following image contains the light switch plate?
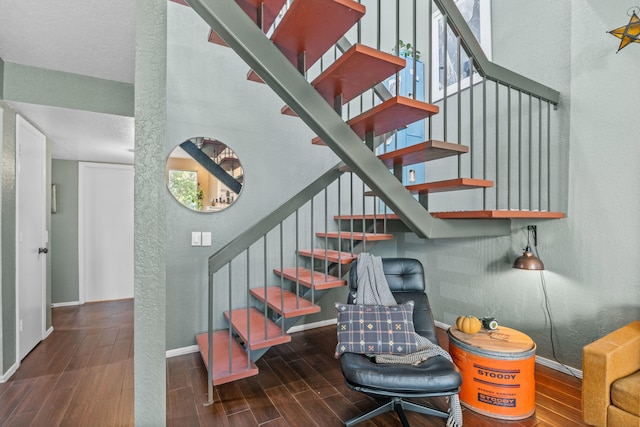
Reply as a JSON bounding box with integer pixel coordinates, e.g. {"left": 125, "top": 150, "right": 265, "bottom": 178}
{"left": 191, "top": 231, "right": 202, "bottom": 246}
{"left": 202, "top": 232, "right": 212, "bottom": 246}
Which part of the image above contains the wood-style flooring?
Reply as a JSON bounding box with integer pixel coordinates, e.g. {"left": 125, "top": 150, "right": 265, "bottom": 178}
{"left": 0, "top": 300, "right": 588, "bottom": 426}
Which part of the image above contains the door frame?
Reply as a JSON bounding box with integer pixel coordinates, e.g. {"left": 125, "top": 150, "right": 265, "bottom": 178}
{"left": 15, "top": 114, "right": 47, "bottom": 365}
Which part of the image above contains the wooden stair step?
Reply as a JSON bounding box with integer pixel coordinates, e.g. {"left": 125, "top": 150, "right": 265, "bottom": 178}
{"left": 378, "top": 140, "right": 469, "bottom": 167}
{"left": 224, "top": 307, "right": 291, "bottom": 350}
{"left": 274, "top": 267, "right": 346, "bottom": 290}
{"left": 312, "top": 96, "right": 439, "bottom": 145}
{"left": 316, "top": 231, "right": 394, "bottom": 241}
{"left": 250, "top": 287, "right": 321, "bottom": 318}
{"left": 195, "top": 331, "right": 259, "bottom": 386}
{"left": 248, "top": 0, "right": 365, "bottom": 82}
{"left": 405, "top": 178, "right": 493, "bottom": 194}
{"left": 207, "top": 0, "right": 288, "bottom": 47}
{"left": 297, "top": 248, "right": 358, "bottom": 264}
{"left": 431, "top": 210, "right": 566, "bottom": 219}
{"left": 281, "top": 44, "right": 405, "bottom": 116}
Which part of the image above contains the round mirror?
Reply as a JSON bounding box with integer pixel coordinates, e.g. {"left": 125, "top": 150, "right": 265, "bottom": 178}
{"left": 166, "top": 137, "right": 243, "bottom": 212}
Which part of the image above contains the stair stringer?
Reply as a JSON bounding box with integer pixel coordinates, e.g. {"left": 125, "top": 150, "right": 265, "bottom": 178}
{"left": 185, "top": 0, "right": 510, "bottom": 239}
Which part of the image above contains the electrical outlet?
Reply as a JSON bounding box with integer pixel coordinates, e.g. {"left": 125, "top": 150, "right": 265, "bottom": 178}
{"left": 202, "top": 232, "right": 212, "bottom": 246}
{"left": 191, "top": 232, "right": 202, "bottom": 246}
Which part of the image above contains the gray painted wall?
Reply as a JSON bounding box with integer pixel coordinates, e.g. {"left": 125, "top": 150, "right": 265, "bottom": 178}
{"left": 387, "top": 0, "right": 639, "bottom": 371}
{"left": 134, "top": 0, "right": 167, "bottom": 424}
{"left": 51, "top": 159, "right": 80, "bottom": 303}
{"left": 165, "top": 3, "right": 341, "bottom": 350}
{"left": 1, "top": 105, "right": 16, "bottom": 374}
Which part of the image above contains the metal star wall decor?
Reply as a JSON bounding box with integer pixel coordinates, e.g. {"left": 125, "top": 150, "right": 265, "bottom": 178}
{"left": 608, "top": 7, "right": 640, "bottom": 52}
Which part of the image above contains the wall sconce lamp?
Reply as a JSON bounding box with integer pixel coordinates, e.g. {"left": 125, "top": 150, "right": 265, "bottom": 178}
{"left": 513, "top": 225, "right": 545, "bottom": 270}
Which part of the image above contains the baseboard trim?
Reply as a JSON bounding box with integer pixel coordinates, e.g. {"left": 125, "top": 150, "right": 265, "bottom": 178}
{"left": 44, "top": 326, "right": 54, "bottom": 340}
{"left": 536, "top": 355, "right": 582, "bottom": 378}
{"left": 287, "top": 318, "right": 337, "bottom": 334}
{"left": 166, "top": 345, "right": 199, "bottom": 359}
{"left": 434, "top": 320, "right": 582, "bottom": 378}
{"left": 51, "top": 301, "right": 81, "bottom": 308}
{"left": 0, "top": 362, "right": 18, "bottom": 383}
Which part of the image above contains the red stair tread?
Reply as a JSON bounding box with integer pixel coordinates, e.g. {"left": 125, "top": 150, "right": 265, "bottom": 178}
{"left": 298, "top": 249, "right": 358, "bottom": 264}
{"left": 431, "top": 210, "right": 566, "bottom": 219}
{"left": 274, "top": 267, "right": 346, "bottom": 290}
{"left": 195, "top": 331, "right": 259, "bottom": 386}
{"left": 316, "top": 231, "right": 393, "bottom": 241}
{"left": 271, "top": 0, "right": 365, "bottom": 71}
{"left": 282, "top": 44, "right": 405, "bottom": 116}
{"left": 312, "top": 96, "right": 439, "bottom": 145}
{"left": 378, "top": 140, "right": 469, "bottom": 167}
{"left": 250, "top": 287, "right": 321, "bottom": 318}
{"left": 224, "top": 307, "right": 291, "bottom": 350}
{"left": 405, "top": 178, "right": 493, "bottom": 194}
{"left": 207, "top": 0, "right": 288, "bottom": 47}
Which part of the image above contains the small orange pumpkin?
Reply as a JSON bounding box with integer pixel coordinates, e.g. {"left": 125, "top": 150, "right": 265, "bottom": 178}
{"left": 456, "top": 315, "right": 482, "bottom": 334}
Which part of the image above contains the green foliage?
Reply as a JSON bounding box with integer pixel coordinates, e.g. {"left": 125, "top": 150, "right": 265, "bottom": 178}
{"left": 168, "top": 170, "right": 198, "bottom": 210}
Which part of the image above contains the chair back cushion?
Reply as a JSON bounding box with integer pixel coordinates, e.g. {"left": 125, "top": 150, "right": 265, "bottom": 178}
{"left": 348, "top": 257, "right": 439, "bottom": 344}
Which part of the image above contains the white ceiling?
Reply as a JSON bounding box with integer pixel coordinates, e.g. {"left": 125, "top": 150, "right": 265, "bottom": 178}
{"left": 0, "top": 0, "right": 137, "bottom": 164}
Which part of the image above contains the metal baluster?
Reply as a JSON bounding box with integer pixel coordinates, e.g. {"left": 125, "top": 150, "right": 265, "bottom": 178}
{"left": 324, "top": 188, "right": 329, "bottom": 277}
{"left": 246, "top": 248, "right": 251, "bottom": 360}
{"left": 207, "top": 269, "right": 214, "bottom": 404}
{"left": 443, "top": 14, "right": 448, "bottom": 143}
{"left": 279, "top": 222, "right": 284, "bottom": 335}
{"left": 538, "top": 98, "right": 543, "bottom": 211}
{"left": 412, "top": 0, "right": 417, "bottom": 101}
{"left": 507, "top": 87, "right": 512, "bottom": 209}
{"left": 547, "top": 101, "right": 551, "bottom": 211}
{"left": 350, "top": 173, "right": 354, "bottom": 256}
{"left": 310, "top": 196, "right": 315, "bottom": 304}
{"left": 361, "top": 181, "right": 366, "bottom": 253}
{"left": 495, "top": 82, "right": 500, "bottom": 210}
{"left": 528, "top": 94, "right": 533, "bottom": 210}
{"left": 337, "top": 177, "right": 342, "bottom": 279}
{"left": 295, "top": 209, "right": 300, "bottom": 309}
{"left": 518, "top": 90, "right": 522, "bottom": 210}
{"left": 228, "top": 263, "right": 233, "bottom": 374}
{"left": 457, "top": 36, "right": 462, "bottom": 178}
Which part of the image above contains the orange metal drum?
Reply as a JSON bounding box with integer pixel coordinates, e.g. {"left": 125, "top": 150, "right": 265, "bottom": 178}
{"left": 448, "top": 326, "right": 536, "bottom": 420}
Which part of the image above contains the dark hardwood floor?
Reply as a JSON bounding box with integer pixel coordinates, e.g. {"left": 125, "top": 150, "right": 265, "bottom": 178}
{"left": 0, "top": 300, "right": 588, "bottom": 426}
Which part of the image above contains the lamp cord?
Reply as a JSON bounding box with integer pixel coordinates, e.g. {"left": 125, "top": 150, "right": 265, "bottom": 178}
{"left": 534, "top": 246, "right": 579, "bottom": 379}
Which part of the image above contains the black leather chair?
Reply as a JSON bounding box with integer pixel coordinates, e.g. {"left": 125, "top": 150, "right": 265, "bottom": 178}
{"left": 341, "top": 258, "right": 462, "bottom": 426}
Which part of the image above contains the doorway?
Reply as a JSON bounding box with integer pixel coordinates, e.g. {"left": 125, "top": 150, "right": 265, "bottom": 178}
{"left": 78, "top": 162, "right": 134, "bottom": 302}
{"left": 16, "top": 115, "right": 47, "bottom": 361}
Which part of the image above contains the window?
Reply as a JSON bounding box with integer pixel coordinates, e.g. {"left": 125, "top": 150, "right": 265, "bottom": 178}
{"left": 431, "top": 0, "right": 492, "bottom": 100}
{"left": 168, "top": 170, "right": 199, "bottom": 210}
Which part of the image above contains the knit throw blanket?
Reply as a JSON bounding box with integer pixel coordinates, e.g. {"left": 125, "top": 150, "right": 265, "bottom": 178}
{"left": 355, "top": 253, "right": 463, "bottom": 427}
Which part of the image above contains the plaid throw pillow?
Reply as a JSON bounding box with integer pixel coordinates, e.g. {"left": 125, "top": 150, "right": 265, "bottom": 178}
{"left": 335, "top": 301, "right": 418, "bottom": 357}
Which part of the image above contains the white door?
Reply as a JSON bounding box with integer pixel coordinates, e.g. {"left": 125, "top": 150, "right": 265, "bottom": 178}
{"left": 16, "top": 115, "right": 47, "bottom": 361}
{"left": 78, "top": 162, "right": 134, "bottom": 302}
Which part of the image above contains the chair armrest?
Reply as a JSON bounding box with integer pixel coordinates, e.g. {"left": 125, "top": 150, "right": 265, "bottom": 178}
{"left": 582, "top": 320, "right": 640, "bottom": 427}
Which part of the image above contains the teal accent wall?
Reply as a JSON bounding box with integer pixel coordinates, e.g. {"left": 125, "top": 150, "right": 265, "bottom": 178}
{"left": 1, "top": 104, "right": 16, "bottom": 374}
{"left": 51, "top": 160, "right": 79, "bottom": 304}
{"left": 134, "top": 0, "right": 167, "bottom": 424}
{"left": 2, "top": 62, "right": 133, "bottom": 117}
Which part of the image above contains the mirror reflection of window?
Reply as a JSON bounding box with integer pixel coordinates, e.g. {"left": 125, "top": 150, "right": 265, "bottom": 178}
{"left": 166, "top": 137, "right": 243, "bottom": 212}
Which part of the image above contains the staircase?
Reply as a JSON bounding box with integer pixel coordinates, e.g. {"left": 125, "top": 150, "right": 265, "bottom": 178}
{"left": 178, "top": 0, "right": 567, "bottom": 400}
